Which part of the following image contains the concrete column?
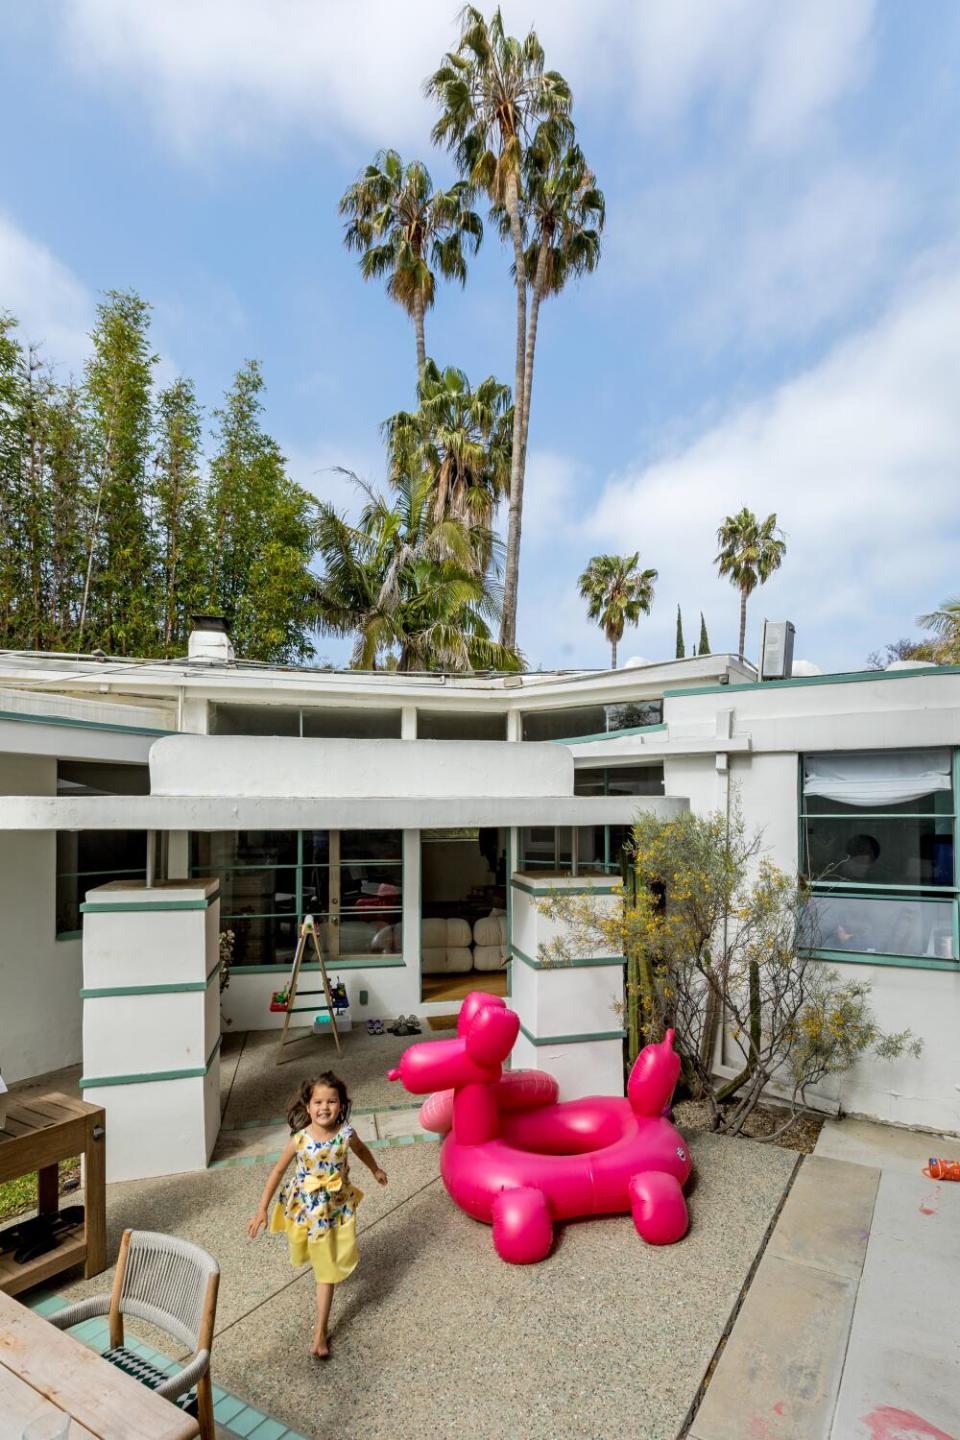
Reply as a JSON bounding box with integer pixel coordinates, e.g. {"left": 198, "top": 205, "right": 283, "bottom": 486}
{"left": 506, "top": 709, "right": 522, "bottom": 742}
{"left": 401, "top": 705, "right": 417, "bottom": 739}
{"left": 402, "top": 829, "right": 421, "bottom": 1006}
{"left": 80, "top": 878, "right": 221, "bottom": 1182}
{"left": 508, "top": 872, "right": 625, "bottom": 1099}
{"left": 166, "top": 831, "right": 190, "bottom": 880}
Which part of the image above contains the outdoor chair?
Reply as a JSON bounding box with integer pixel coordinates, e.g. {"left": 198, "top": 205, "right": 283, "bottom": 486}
{"left": 48, "top": 1228, "right": 220, "bottom": 1439}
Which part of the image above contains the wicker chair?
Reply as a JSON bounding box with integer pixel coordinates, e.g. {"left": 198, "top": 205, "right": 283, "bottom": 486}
{"left": 49, "top": 1229, "right": 220, "bottom": 1438}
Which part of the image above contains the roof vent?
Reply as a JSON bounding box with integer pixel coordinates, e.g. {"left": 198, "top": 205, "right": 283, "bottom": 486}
{"left": 188, "top": 614, "right": 235, "bottom": 665}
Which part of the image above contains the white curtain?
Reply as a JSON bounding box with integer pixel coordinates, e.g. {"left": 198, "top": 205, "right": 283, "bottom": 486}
{"left": 803, "top": 749, "right": 951, "bottom": 807}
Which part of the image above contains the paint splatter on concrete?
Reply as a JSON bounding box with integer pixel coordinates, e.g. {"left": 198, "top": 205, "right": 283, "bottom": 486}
{"left": 861, "top": 1404, "right": 957, "bottom": 1440}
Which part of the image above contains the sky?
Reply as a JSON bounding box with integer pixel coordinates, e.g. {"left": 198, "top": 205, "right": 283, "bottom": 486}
{"left": 2, "top": 1, "right": 960, "bottom": 673}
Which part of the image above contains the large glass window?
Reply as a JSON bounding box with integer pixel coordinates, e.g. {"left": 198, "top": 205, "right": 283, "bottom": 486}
{"left": 520, "top": 825, "right": 631, "bottom": 876}
{"left": 56, "top": 762, "right": 149, "bottom": 934}
{"left": 210, "top": 703, "right": 401, "bottom": 738}
{"left": 191, "top": 829, "right": 403, "bottom": 965}
{"left": 416, "top": 710, "right": 507, "bottom": 740}
{"left": 574, "top": 764, "right": 665, "bottom": 797}
{"left": 522, "top": 700, "right": 663, "bottom": 742}
{"left": 801, "top": 749, "right": 958, "bottom": 962}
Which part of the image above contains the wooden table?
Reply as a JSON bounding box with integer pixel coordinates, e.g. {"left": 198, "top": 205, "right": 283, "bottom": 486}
{"left": 0, "top": 1291, "right": 199, "bottom": 1439}
{"left": 0, "top": 1094, "right": 106, "bottom": 1297}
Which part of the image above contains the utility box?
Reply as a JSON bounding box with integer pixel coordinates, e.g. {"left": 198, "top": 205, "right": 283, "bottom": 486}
{"left": 759, "top": 620, "right": 795, "bottom": 680}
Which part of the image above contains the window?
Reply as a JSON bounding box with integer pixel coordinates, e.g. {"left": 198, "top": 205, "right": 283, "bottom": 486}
{"left": 416, "top": 710, "right": 507, "bottom": 740}
{"left": 56, "top": 762, "right": 150, "bottom": 935}
{"left": 520, "top": 824, "right": 631, "bottom": 876}
{"left": 210, "top": 703, "right": 401, "bottom": 738}
{"left": 574, "top": 764, "right": 665, "bottom": 797}
{"left": 191, "top": 829, "right": 403, "bottom": 965}
{"left": 800, "top": 749, "right": 958, "bottom": 963}
{"left": 522, "top": 700, "right": 663, "bottom": 742}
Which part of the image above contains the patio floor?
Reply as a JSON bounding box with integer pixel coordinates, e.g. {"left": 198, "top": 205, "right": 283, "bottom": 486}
{"left": 20, "top": 1027, "right": 800, "bottom": 1440}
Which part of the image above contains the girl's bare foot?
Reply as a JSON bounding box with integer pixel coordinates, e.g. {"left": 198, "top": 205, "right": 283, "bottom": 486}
{"left": 313, "top": 1332, "right": 330, "bottom": 1359}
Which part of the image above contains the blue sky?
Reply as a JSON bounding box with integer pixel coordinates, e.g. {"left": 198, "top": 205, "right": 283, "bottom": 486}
{"left": 2, "top": 1, "right": 960, "bottom": 672}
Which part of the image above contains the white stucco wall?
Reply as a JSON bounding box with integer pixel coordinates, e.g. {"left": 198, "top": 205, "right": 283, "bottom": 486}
{"left": 0, "top": 754, "right": 82, "bottom": 1083}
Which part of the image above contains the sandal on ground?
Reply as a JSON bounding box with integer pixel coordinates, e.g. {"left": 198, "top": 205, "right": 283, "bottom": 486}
{"left": 924, "top": 1157, "right": 960, "bottom": 1180}
{"left": 404, "top": 1015, "right": 421, "bottom": 1033}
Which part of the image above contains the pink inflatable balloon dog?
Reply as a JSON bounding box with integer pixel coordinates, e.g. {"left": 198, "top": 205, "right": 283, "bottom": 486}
{"left": 388, "top": 991, "right": 692, "bottom": 1264}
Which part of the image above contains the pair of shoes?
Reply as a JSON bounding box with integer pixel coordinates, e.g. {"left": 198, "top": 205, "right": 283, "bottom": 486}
{"left": 365, "top": 1019, "right": 385, "bottom": 1035}
{"left": 388, "top": 1015, "right": 422, "bottom": 1036}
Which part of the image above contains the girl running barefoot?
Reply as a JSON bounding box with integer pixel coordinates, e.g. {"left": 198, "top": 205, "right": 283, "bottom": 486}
{"left": 247, "top": 1071, "right": 387, "bottom": 1358}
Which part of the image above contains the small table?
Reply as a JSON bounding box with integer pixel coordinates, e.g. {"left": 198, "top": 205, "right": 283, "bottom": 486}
{"left": 0, "top": 1094, "right": 106, "bottom": 1297}
{"left": 0, "top": 1291, "right": 199, "bottom": 1439}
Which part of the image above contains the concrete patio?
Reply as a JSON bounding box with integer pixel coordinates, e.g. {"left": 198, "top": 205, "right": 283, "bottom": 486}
{"left": 13, "top": 1029, "right": 960, "bottom": 1439}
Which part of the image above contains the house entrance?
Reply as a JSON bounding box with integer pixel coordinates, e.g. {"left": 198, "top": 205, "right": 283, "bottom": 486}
{"left": 420, "top": 828, "right": 508, "bottom": 1003}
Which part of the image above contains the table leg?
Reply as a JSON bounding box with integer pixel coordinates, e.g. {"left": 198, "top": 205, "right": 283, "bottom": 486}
{"left": 37, "top": 1164, "right": 59, "bottom": 1217}
{"left": 83, "top": 1112, "right": 107, "bottom": 1278}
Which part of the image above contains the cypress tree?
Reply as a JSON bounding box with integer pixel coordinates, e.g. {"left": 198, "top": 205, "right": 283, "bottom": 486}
{"left": 698, "top": 611, "right": 710, "bottom": 655}
{"left": 675, "top": 604, "right": 684, "bottom": 659}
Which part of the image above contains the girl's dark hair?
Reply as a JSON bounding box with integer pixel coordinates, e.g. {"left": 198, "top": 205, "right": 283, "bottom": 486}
{"left": 287, "top": 1072, "right": 351, "bottom": 1132}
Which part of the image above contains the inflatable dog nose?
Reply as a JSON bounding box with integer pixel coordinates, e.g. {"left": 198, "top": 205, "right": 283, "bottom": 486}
{"left": 388, "top": 997, "right": 519, "bottom": 1093}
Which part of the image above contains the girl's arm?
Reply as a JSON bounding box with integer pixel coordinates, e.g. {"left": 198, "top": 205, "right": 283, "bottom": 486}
{"left": 349, "top": 1130, "right": 388, "bottom": 1185}
{"left": 247, "top": 1136, "right": 297, "bottom": 1237}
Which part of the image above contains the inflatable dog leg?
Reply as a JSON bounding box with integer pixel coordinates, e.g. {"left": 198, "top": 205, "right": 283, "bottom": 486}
{"left": 628, "top": 1170, "right": 689, "bottom": 1245}
{"left": 492, "top": 1186, "right": 553, "bottom": 1264}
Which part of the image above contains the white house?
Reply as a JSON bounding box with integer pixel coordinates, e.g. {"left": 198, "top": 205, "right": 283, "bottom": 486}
{"left": 0, "top": 625, "right": 956, "bottom": 1178}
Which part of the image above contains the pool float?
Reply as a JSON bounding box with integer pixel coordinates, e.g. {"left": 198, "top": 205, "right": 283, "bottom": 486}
{"left": 388, "top": 991, "right": 692, "bottom": 1264}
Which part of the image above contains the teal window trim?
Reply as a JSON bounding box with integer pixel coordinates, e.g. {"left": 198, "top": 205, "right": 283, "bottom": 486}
{"left": 55, "top": 929, "right": 82, "bottom": 942}
{"left": 809, "top": 948, "right": 960, "bottom": 974}
{"left": 664, "top": 663, "right": 960, "bottom": 699}
{"left": 81, "top": 892, "right": 219, "bottom": 914}
{"left": 518, "top": 1022, "right": 626, "bottom": 1046}
{"left": 511, "top": 876, "right": 620, "bottom": 898}
{"left": 511, "top": 944, "right": 625, "bottom": 970}
{"left": 558, "top": 722, "right": 667, "bottom": 745}
{"left": 0, "top": 707, "right": 171, "bottom": 737}
{"left": 80, "top": 1035, "right": 222, "bottom": 1089}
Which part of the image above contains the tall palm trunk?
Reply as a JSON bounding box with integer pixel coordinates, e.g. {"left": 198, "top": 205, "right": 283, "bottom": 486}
{"left": 413, "top": 291, "right": 427, "bottom": 381}
{"left": 738, "top": 588, "right": 747, "bottom": 657}
{"left": 517, "top": 244, "right": 549, "bottom": 468}
{"left": 610, "top": 636, "right": 617, "bottom": 669}
{"left": 500, "top": 167, "right": 528, "bottom": 651}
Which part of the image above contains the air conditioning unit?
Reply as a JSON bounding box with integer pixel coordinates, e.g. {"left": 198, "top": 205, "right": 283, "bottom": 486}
{"left": 759, "top": 620, "right": 795, "bottom": 681}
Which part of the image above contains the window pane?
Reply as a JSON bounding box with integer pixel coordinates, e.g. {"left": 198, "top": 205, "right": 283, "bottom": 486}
{"left": 802, "top": 749, "right": 952, "bottom": 815}
{"left": 194, "top": 831, "right": 298, "bottom": 870}
{"left": 605, "top": 701, "right": 663, "bottom": 732}
{"left": 523, "top": 701, "right": 663, "bottom": 742}
{"left": 521, "top": 827, "right": 556, "bottom": 869}
{"left": 57, "top": 830, "right": 147, "bottom": 933}
{"left": 210, "top": 703, "right": 300, "bottom": 736}
{"left": 574, "top": 764, "right": 665, "bottom": 796}
{"left": 225, "top": 915, "right": 299, "bottom": 966}
{"left": 341, "top": 829, "right": 402, "bottom": 862}
{"left": 58, "top": 761, "right": 149, "bottom": 796}
{"left": 220, "top": 869, "right": 299, "bottom": 920}
{"left": 301, "top": 707, "right": 401, "bottom": 738}
{"left": 806, "top": 893, "right": 956, "bottom": 959}
{"left": 573, "top": 770, "right": 606, "bottom": 796}
{"left": 416, "top": 710, "right": 506, "bottom": 740}
{"left": 804, "top": 816, "right": 954, "bottom": 888}
{"left": 334, "top": 912, "right": 403, "bottom": 957}
{"left": 576, "top": 826, "right": 606, "bottom": 873}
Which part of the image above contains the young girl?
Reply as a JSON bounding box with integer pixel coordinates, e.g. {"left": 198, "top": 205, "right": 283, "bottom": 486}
{"left": 247, "top": 1071, "right": 387, "bottom": 1357}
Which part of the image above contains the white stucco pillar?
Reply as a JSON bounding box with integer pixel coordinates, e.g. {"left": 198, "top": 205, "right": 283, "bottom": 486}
{"left": 401, "top": 705, "right": 417, "bottom": 739}
{"left": 509, "top": 872, "right": 625, "bottom": 1099}
{"left": 506, "top": 710, "right": 522, "bottom": 742}
{"left": 402, "top": 829, "right": 421, "bottom": 1002}
{"left": 79, "top": 878, "right": 221, "bottom": 1182}
{"left": 166, "top": 831, "right": 190, "bottom": 880}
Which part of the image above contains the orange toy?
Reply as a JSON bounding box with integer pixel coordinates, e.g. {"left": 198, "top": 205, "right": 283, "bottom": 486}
{"left": 923, "top": 1157, "right": 960, "bottom": 1180}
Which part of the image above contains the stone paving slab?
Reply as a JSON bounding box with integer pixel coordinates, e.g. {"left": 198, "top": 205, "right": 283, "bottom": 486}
{"left": 828, "top": 1169, "right": 960, "bottom": 1439}
{"left": 814, "top": 1116, "right": 959, "bottom": 1176}
{"left": 210, "top": 1130, "right": 796, "bottom": 1440}
{"left": 765, "top": 1154, "right": 878, "bottom": 1281}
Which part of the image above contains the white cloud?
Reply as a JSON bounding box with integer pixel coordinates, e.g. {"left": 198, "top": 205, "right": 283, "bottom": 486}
{"left": 285, "top": 437, "right": 386, "bottom": 513}
{"left": 0, "top": 214, "right": 93, "bottom": 371}
{"left": 582, "top": 253, "right": 960, "bottom": 669}
{"left": 58, "top": 0, "right": 874, "bottom": 156}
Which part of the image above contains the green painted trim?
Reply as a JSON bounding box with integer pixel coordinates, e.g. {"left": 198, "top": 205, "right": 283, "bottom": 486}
{"left": 511, "top": 944, "right": 625, "bottom": 970}
{"left": 518, "top": 1022, "right": 626, "bottom": 1046}
{"left": 557, "top": 722, "right": 667, "bottom": 745}
{"left": 664, "top": 664, "right": 960, "bottom": 700}
{"left": 809, "top": 880, "right": 957, "bottom": 896}
{"left": 232, "top": 956, "right": 406, "bottom": 974}
{"left": 511, "top": 877, "right": 620, "bottom": 897}
{"left": 809, "top": 948, "right": 959, "bottom": 973}
{"left": 81, "top": 891, "right": 219, "bottom": 914}
{"left": 81, "top": 957, "right": 221, "bottom": 998}
{"left": 55, "top": 930, "right": 82, "bottom": 942}
{"left": 80, "top": 1036, "right": 222, "bottom": 1088}
{"left": 0, "top": 707, "right": 171, "bottom": 737}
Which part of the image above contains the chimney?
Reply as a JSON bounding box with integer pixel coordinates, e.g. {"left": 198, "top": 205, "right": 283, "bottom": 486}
{"left": 188, "top": 614, "right": 235, "bottom": 665}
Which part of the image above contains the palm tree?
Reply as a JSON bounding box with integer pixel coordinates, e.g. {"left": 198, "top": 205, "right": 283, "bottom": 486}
{"left": 339, "top": 150, "right": 482, "bottom": 379}
{"left": 578, "top": 553, "right": 657, "bottom": 669}
{"left": 383, "top": 360, "right": 512, "bottom": 542}
{"left": 496, "top": 140, "right": 604, "bottom": 469}
{"left": 428, "top": 7, "right": 572, "bottom": 649}
{"left": 916, "top": 597, "right": 960, "bottom": 663}
{"left": 314, "top": 469, "right": 520, "bottom": 673}
{"left": 715, "top": 508, "right": 786, "bottom": 658}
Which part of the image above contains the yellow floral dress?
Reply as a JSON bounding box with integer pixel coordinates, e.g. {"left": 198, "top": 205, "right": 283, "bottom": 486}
{"left": 269, "top": 1124, "right": 363, "bottom": 1284}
